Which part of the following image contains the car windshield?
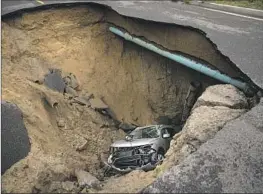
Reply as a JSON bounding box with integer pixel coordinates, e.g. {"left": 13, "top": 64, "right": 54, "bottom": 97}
{"left": 129, "top": 126, "right": 160, "bottom": 139}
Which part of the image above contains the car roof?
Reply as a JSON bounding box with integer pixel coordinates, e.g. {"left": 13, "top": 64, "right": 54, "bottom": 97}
{"left": 135, "top": 124, "right": 174, "bottom": 130}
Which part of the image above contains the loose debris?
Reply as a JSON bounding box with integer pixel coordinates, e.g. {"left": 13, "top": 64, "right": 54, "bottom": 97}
{"left": 63, "top": 73, "right": 80, "bottom": 90}
{"left": 44, "top": 69, "right": 66, "bottom": 93}
{"left": 90, "top": 98, "right": 109, "bottom": 110}
{"left": 75, "top": 170, "right": 101, "bottom": 190}
{"left": 57, "top": 118, "right": 66, "bottom": 128}
{"left": 65, "top": 86, "right": 78, "bottom": 97}
{"left": 72, "top": 96, "right": 91, "bottom": 106}
{"left": 76, "top": 139, "right": 88, "bottom": 152}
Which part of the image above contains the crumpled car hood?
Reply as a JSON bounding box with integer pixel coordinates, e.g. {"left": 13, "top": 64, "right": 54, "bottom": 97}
{"left": 111, "top": 138, "right": 157, "bottom": 148}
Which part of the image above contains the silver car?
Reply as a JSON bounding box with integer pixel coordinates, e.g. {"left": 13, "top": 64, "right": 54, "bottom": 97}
{"left": 105, "top": 125, "right": 181, "bottom": 173}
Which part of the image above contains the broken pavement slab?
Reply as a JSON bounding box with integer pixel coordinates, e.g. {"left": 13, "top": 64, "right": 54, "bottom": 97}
{"left": 193, "top": 84, "right": 249, "bottom": 109}
{"left": 63, "top": 72, "right": 81, "bottom": 90}
{"left": 162, "top": 84, "right": 248, "bottom": 172}
{"left": 73, "top": 96, "right": 91, "bottom": 106}
{"left": 1, "top": 101, "right": 31, "bottom": 175}
{"left": 90, "top": 98, "right": 109, "bottom": 110}
{"left": 65, "top": 86, "right": 78, "bottom": 97}
{"left": 142, "top": 99, "right": 263, "bottom": 193}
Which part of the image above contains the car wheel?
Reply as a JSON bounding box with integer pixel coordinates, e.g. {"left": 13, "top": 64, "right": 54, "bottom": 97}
{"left": 157, "top": 150, "right": 165, "bottom": 161}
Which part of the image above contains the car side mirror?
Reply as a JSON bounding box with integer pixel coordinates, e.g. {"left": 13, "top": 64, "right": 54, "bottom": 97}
{"left": 163, "top": 133, "right": 170, "bottom": 138}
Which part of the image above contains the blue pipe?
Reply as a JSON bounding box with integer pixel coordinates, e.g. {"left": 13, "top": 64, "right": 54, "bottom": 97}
{"left": 109, "top": 26, "right": 250, "bottom": 93}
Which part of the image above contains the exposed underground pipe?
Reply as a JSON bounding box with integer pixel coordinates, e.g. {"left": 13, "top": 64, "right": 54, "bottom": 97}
{"left": 109, "top": 27, "right": 252, "bottom": 94}
{"left": 43, "top": 92, "right": 59, "bottom": 108}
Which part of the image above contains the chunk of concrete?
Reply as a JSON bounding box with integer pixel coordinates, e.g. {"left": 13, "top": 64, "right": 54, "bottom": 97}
{"left": 162, "top": 84, "right": 247, "bottom": 171}
{"left": 76, "top": 139, "right": 88, "bottom": 152}
{"left": 65, "top": 86, "right": 78, "bottom": 97}
{"left": 162, "top": 106, "right": 245, "bottom": 170}
{"left": 63, "top": 73, "right": 80, "bottom": 90}
{"left": 73, "top": 96, "right": 91, "bottom": 106}
{"left": 75, "top": 170, "right": 101, "bottom": 189}
{"left": 142, "top": 100, "right": 263, "bottom": 193}
{"left": 89, "top": 98, "right": 108, "bottom": 110}
{"left": 56, "top": 118, "right": 65, "bottom": 128}
{"left": 193, "top": 84, "right": 248, "bottom": 109}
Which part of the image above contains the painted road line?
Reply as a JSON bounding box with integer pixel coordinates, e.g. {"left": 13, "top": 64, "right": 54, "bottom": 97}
{"left": 36, "top": 0, "right": 44, "bottom": 5}
{"left": 203, "top": 7, "right": 263, "bottom": 22}
{"left": 209, "top": 3, "right": 263, "bottom": 13}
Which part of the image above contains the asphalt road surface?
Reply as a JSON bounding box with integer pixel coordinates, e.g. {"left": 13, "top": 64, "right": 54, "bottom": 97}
{"left": 1, "top": 101, "right": 31, "bottom": 174}
{"left": 2, "top": 0, "right": 263, "bottom": 89}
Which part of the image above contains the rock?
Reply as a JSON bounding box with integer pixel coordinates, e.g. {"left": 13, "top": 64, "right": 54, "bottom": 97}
{"left": 76, "top": 140, "right": 88, "bottom": 152}
{"left": 63, "top": 77, "right": 71, "bottom": 85}
{"left": 162, "top": 105, "right": 246, "bottom": 170}
{"left": 48, "top": 181, "right": 64, "bottom": 193}
{"left": 36, "top": 181, "right": 80, "bottom": 193}
{"left": 57, "top": 118, "right": 65, "bottom": 128}
{"left": 62, "top": 181, "right": 79, "bottom": 192}
{"left": 73, "top": 96, "right": 91, "bottom": 106}
{"left": 193, "top": 84, "right": 248, "bottom": 109}
{"left": 65, "top": 86, "right": 78, "bottom": 97}
{"left": 63, "top": 73, "right": 80, "bottom": 90}
{"left": 68, "top": 73, "right": 80, "bottom": 89}
{"left": 90, "top": 98, "right": 108, "bottom": 110}
{"left": 80, "top": 187, "right": 87, "bottom": 193}
{"left": 142, "top": 100, "right": 263, "bottom": 193}
{"left": 161, "top": 84, "right": 247, "bottom": 171}
{"left": 32, "top": 166, "right": 73, "bottom": 193}
{"left": 73, "top": 136, "right": 88, "bottom": 151}
{"left": 103, "top": 108, "right": 119, "bottom": 124}
{"left": 75, "top": 170, "right": 101, "bottom": 189}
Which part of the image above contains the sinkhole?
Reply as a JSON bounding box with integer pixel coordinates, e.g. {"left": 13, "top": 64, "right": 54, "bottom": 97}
{"left": 1, "top": 3, "right": 256, "bottom": 193}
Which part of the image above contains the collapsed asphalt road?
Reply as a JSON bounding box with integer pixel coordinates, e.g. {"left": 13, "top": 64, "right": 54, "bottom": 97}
{"left": 1, "top": 1, "right": 263, "bottom": 193}
{"left": 1, "top": 101, "right": 31, "bottom": 174}
{"left": 2, "top": 0, "right": 263, "bottom": 90}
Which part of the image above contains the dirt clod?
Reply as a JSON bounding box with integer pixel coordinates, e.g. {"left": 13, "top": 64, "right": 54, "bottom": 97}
{"left": 57, "top": 118, "right": 66, "bottom": 128}
{"left": 75, "top": 170, "right": 101, "bottom": 190}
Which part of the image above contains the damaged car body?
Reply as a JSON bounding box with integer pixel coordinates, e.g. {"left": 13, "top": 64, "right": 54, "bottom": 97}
{"left": 104, "top": 125, "right": 181, "bottom": 175}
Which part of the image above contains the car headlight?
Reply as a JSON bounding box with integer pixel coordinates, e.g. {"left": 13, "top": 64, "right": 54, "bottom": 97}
{"left": 143, "top": 144, "right": 154, "bottom": 151}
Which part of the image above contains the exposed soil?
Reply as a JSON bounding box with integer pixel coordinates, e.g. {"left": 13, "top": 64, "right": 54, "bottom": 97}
{"left": 1, "top": 3, "right": 250, "bottom": 193}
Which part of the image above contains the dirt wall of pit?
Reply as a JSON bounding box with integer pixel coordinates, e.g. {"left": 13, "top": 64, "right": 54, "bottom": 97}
{"left": 2, "top": 4, "right": 246, "bottom": 126}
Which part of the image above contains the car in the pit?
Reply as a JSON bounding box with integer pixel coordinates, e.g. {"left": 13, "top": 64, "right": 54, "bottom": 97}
{"left": 104, "top": 124, "right": 181, "bottom": 174}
